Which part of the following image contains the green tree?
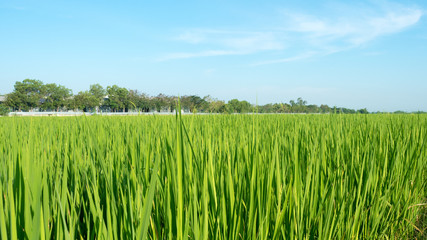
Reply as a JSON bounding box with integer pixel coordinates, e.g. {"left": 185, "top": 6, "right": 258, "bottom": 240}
{"left": 163, "top": 95, "right": 176, "bottom": 113}
{"left": 4, "top": 93, "right": 22, "bottom": 111}
{"left": 227, "top": 99, "right": 252, "bottom": 113}
{"left": 207, "top": 97, "right": 226, "bottom": 113}
{"left": 357, "top": 108, "right": 369, "bottom": 114}
{"left": 106, "top": 85, "right": 129, "bottom": 112}
{"left": 137, "top": 93, "right": 154, "bottom": 112}
{"left": 89, "top": 84, "right": 106, "bottom": 107}
{"left": 128, "top": 90, "right": 141, "bottom": 112}
{"left": 5, "top": 79, "right": 45, "bottom": 111}
{"left": 152, "top": 93, "right": 173, "bottom": 112}
{"left": 306, "top": 104, "right": 319, "bottom": 113}
{"left": 239, "top": 100, "right": 252, "bottom": 113}
{"left": 181, "top": 95, "right": 208, "bottom": 113}
{"left": 41, "top": 83, "right": 72, "bottom": 111}
{"left": 227, "top": 99, "right": 240, "bottom": 113}
{"left": 73, "top": 91, "right": 98, "bottom": 112}
{"left": 0, "top": 104, "right": 9, "bottom": 116}
{"left": 320, "top": 104, "right": 331, "bottom": 113}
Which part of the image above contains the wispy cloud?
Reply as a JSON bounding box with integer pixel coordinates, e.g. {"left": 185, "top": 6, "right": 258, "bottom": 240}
{"left": 158, "top": 30, "right": 284, "bottom": 61}
{"left": 157, "top": 49, "right": 246, "bottom": 61}
{"left": 159, "top": 1, "right": 423, "bottom": 64}
{"left": 252, "top": 52, "right": 317, "bottom": 66}
{"left": 283, "top": 6, "right": 422, "bottom": 46}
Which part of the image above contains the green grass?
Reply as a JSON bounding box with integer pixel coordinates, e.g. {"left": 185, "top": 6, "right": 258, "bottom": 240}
{"left": 0, "top": 114, "right": 426, "bottom": 239}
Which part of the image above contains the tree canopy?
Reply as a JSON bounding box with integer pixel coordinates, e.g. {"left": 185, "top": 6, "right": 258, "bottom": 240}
{"left": 2, "top": 79, "right": 371, "bottom": 114}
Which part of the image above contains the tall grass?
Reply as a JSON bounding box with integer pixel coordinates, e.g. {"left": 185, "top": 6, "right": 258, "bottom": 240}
{"left": 0, "top": 113, "right": 426, "bottom": 239}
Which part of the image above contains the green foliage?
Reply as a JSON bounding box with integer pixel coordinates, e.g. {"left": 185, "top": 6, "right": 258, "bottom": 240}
{"left": 41, "top": 83, "right": 72, "bottom": 111}
{"left": 106, "top": 85, "right": 129, "bottom": 112}
{"left": 181, "top": 95, "right": 209, "bottom": 113}
{"left": 0, "top": 104, "right": 9, "bottom": 116}
{"left": 357, "top": 108, "right": 369, "bottom": 114}
{"left": 227, "top": 99, "right": 252, "bottom": 113}
{"left": 72, "top": 91, "right": 98, "bottom": 112}
{"left": 0, "top": 114, "right": 425, "bottom": 239}
{"left": 89, "top": 84, "right": 106, "bottom": 101}
{"left": 208, "top": 99, "right": 226, "bottom": 113}
{"left": 5, "top": 79, "right": 45, "bottom": 111}
{"left": 152, "top": 93, "right": 171, "bottom": 112}
{"left": 3, "top": 80, "right": 373, "bottom": 114}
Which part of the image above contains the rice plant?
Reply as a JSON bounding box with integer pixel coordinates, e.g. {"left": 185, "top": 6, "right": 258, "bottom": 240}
{"left": 0, "top": 113, "right": 425, "bottom": 239}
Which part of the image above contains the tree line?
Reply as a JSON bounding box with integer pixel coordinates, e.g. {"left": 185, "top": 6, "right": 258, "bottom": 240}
{"left": 0, "top": 79, "right": 369, "bottom": 114}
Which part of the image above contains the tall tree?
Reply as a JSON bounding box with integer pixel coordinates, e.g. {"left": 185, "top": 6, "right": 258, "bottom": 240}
{"left": 181, "top": 95, "right": 208, "bottom": 113}
{"left": 73, "top": 91, "right": 98, "bottom": 112}
{"left": 128, "top": 89, "right": 141, "bottom": 111}
{"left": 239, "top": 100, "right": 252, "bottom": 113}
{"left": 5, "top": 79, "right": 45, "bottom": 111}
{"left": 227, "top": 99, "right": 241, "bottom": 113}
{"left": 41, "top": 83, "right": 72, "bottom": 111}
{"left": 227, "top": 99, "right": 252, "bottom": 113}
{"left": 206, "top": 96, "right": 226, "bottom": 113}
{"left": 152, "top": 93, "right": 168, "bottom": 112}
{"left": 106, "top": 85, "right": 129, "bottom": 112}
{"left": 89, "top": 84, "right": 106, "bottom": 107}
{"left": 137, "top": 93, "right": 153, "bottom": 112}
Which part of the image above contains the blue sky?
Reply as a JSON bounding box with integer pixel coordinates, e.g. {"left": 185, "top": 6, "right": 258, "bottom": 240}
{"left": 0, "top": 0, "right": 426, "bottom": 112}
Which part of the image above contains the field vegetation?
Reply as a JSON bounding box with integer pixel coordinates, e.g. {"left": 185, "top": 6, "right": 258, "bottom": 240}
{"left": 0, "top": 112, "right": 426, "bottom": 239}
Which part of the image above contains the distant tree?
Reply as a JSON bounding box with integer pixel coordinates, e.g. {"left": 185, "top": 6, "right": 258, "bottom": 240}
{"left": 270, "top": 103, "right": 282, "bottom": 113}
{"left": 128, "top": 90, "right": 141, "bottom": 112}
{"left": 239, "top": 100, "right": 252, "bottom": 113}
{"left": 152, "top": 93, "right": 168, "bottom": 112}
{"left": 357, "top": 108, "right": 368, "bottom": 114}
{"left": 259, "top": 103, "right": 273, "bottom": 113}
{"left": 227, "top": 99, "right": 241, "bottom": 113}
{"left": 138, "top": 93, "right": 154, "bottom": 112}
{"left": 165, "top": 95, "right": 177, "bottom": 112}
{"left": 207, "top": 97, "right": 226, "bottom": 113}
{"left": 226, "top": 99, "right": 252, "bottom": 113}
{"left": 306, "top": 104, "right": 319, "bottom": 113}
{"left": 180, "top": 96, "right": 192, "bottom": 112}
{"left": 4, "top": 93, "right": 22, "bottom": 111}
{"left": 320, "top": 104, "right": 331, "bottom": 113}
{"left": 73, "top": 91, "right": 98, "bottom": 112}
{"left": 289, "top": 100, "right": 296, "bottom": 112}
{"left": 297, "top": 97, "right": 307, "bottom": 106}
{"left": 41, "top": 83, "right": 72, "bottom": 111}
{"left": 89, "top": 84, "right": 106, "bottom": 106}
{"left": 0, "top": 104, "right": 9, "bottom": 116}
{"left": 106, "top": 85, "right": 129, "bottom": 112}
{"left": 181, "top": 95, "right": 208, "bottom": 113}
{"left": 291, "top": 97, "right": 307, "bottom": 113}
{"left": 0, "top": 81, "right": 370, "bottom": 114}
{"left": 6, "top": 79, "right": 45, "bottom": 111}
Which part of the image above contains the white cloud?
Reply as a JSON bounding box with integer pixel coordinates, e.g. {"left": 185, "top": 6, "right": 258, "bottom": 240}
{"left": 252, "top": 52, "right": 317, "bottom": 66}
{"left": 160, "top": 1, "right": 423, "bottom": 64}
{"left": 283, "top": 5, "right": 422, "bottom": 46}
{"left": 157, "top": 50, "right": 246, "bottom": 61}
{"left": 159, "top": 30, "right": 284, "bottom": 61}
{"left": 220, "top": 32, "right": 283, "bottom": 51}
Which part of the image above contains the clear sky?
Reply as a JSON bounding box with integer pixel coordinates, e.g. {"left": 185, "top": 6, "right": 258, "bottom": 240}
{"left": 1, "top": 0, "right": 426, "bottom": 112}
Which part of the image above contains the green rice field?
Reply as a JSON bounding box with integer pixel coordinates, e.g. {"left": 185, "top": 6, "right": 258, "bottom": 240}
{"left": 0, "top": 113, "right": 426, "bottom": 239}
